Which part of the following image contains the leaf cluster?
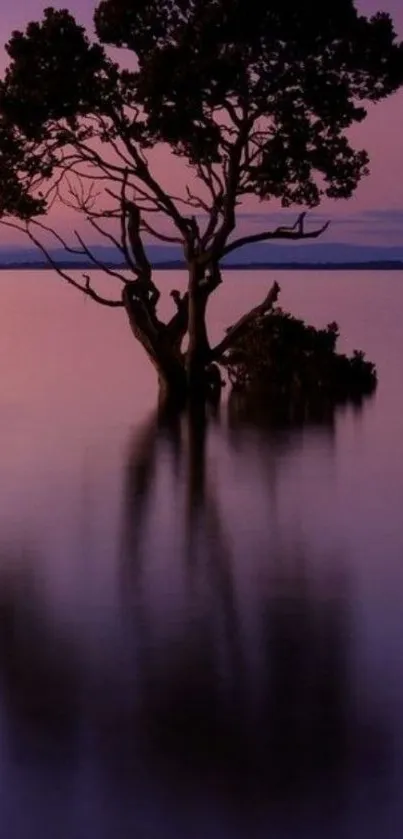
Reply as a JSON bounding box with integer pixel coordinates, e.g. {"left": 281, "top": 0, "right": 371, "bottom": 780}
{"left": 224, "top": 308, "right": 377, "bottom": 401}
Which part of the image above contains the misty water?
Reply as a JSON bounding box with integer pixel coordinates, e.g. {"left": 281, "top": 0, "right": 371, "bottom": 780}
{"left": 0, "top": 269, "right": 403, "bottom": 838}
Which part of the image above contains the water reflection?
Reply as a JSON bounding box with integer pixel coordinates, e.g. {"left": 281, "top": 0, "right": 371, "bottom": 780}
{"left": 227, "top": 380, "right": 376, "bottom": 429}
{"left": 0, "top": 562, "right": 82, "bottom": 762}
{"left": 118, "top": 405, "right": 387, "bottom": 815}
{"left": 0, "top": 399, "right": 391, "bottom": 836}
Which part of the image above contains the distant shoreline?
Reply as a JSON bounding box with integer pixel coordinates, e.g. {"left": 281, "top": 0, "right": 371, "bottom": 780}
{"left": 1, "top": 260, "right": 403, "bottom": 271}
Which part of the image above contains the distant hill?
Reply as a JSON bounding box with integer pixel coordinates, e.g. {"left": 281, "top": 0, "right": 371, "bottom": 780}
{"left": 1, "top": 260, "right": 403, "bottom": 271}
{"left": 1, "top": 241, "right": 403, "bottom": 267}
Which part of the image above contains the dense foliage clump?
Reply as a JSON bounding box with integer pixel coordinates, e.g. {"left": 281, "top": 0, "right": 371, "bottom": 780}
{"left": 223, "top": 309, "right": 377, "bottom": 408}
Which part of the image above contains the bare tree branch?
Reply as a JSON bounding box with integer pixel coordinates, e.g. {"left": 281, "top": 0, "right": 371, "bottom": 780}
{"left": 81, "top": 273, "right": 125, "bottom": 306}
{"left": 196, "top": 162, "right": 224, "bottom": 202}
{"left": 105, "top": 108, "right": 191, "bottom": 238}
{"left": 140, "top": 217, "right": 183, "bottom": 245}
{"left": 222, "top": 212, "right": 330, "bottom": 257}
{"left": 74, "top": 229, "right": 129, "bottom": 283}
{"left": 107, "top": 172, "right": 143, "bottom": 277}
{"left": 222, "top": 99, "right": 242, "bottom": 128}
{"left": 201, "top": 193, "right": 224, "bottom": 248}
{"left": 87, "top": 215, "right": 132, "bottom": 268}
{"left": 104, "top": 184, "right": 164, "bottom": 214}
{"left": 210, "top": 119, "right": 252, "bottom": 258}
{"left": 0, "top": 220, "right": 123, "bottom": 307}
{"left": 211, "top": 281, "right": 280, "bottom": 361}
{"left": 24, "top": 218, "right": 84, "bottom": 255}
{"left": 185, "top": 184, "right": 210, "bottom": 213}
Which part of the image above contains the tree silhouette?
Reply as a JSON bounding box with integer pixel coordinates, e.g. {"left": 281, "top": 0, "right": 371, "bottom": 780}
{"left": 0, "top": 1, "right": 402, "bottom": 403}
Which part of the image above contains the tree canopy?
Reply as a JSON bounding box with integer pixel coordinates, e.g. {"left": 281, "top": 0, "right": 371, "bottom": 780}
{"left": 0, "top": 2, "right": 402, "bottom": 235}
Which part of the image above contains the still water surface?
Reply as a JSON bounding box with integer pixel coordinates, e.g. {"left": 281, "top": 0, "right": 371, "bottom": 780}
{"left": 0, "top": 269, "right": 403, "bottom": 838}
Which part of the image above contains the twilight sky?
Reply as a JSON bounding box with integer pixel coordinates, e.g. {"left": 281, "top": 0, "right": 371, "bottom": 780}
{"left": 0, "top": 0, "right": 402, "bottom": 249}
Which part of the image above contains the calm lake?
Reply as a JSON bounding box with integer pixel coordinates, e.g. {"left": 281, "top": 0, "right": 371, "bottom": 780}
{"left": 0, "top": 269, "right": 403, "bottom": 838}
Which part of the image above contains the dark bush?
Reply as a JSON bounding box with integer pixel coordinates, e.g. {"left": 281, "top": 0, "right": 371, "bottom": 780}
{"left": 223, "top": 308, "right": 377, "bottom": 409}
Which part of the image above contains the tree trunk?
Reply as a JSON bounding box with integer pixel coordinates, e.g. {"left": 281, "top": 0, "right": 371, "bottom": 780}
{"left": 186, "top": 261, "right": 211, "bottom": 401}
{"left": 123, "top": 286, "right": 188, "bottom": 409}
{"left": 123, "top": 267, "right": 221, "bottom": 410}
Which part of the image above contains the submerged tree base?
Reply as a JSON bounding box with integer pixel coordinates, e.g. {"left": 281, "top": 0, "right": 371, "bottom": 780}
{"left": 222, "top": 302, "right": 377, "bottom": 422}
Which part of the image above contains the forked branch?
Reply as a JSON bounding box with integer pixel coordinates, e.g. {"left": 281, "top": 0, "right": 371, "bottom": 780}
{"left": 222, "top": 212, "right": 330, "bottom": 257}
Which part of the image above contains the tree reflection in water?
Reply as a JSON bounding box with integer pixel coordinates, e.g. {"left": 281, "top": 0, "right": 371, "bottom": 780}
{"left": 0, "top": 394, "right": 389, "bottom": 833}
{"left": 118, "top": 397, "right": 387, "bottom": 820}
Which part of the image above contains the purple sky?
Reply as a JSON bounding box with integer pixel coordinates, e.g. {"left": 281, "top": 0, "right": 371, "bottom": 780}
{"left": 0, "top": 0, "right": 402, "bottom": 248}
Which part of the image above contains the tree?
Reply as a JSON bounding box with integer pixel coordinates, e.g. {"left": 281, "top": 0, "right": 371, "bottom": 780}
{"left": 0, "top": 1, "right": 402, "bottom": 405}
